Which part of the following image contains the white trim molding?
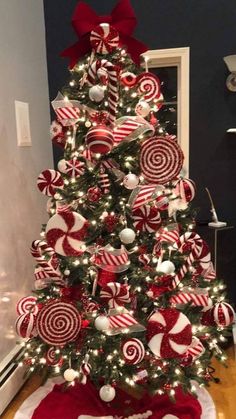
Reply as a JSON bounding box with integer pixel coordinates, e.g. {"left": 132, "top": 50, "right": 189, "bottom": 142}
{"left": 142, "top": 47, "right": 190, "bottom": 176}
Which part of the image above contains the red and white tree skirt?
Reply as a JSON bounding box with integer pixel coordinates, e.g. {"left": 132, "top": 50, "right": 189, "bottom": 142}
{"left": 14, "top": 379, "right": 216, "bottom": 419}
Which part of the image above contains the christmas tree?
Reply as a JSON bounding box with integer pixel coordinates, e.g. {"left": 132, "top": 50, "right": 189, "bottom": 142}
{"left": 16, "top": 0, "right": 234, "bottom": 413}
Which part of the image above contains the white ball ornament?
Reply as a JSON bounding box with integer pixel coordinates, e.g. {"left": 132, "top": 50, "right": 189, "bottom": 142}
{"left": 123, "top": 173, "right": 139, "bottom": 190}
{"left": 157, "top": 260, "right": 175, "bottom": 274}
{"left": 135, "top": 100, "right": 151, "bottom": 118}
{"left": 57, "top": 159, "right": 67, "bottom": 173}
{"left": 89, "top": 85, "right": 105, "bottom": 102}
{"left": 63, "top": 368, "right": 77, "bottom": 382}
{"left": 99, "top": 384, "right": 116, "bottom": 402}
{"left": 119, "top": 228, "right": 136, "bottom": 244}
{"left": 94, "top": 315, "right": 110, "bottom": 331}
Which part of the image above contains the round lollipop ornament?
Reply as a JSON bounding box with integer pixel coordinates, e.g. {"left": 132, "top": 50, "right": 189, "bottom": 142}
{"left": 37, "top": 170, "right": 64, "bottom": 196}
{"left": 36, "top": 301, "right": 81, "bottom": 346}
{"left": 140, "top": 136, "right": 184, "bottom": 185}
{"left": 45, "top": 211, "right": 88, "bottom": 256}
{"left": 121, "top": 338, "right": 145, "bottom": 365}
{"left": 90, "top": 23, "right": 119, "bottom": 54}
{"left": 137, "top": 72, "right": 161, "bottom": 102}
{"left": 85, "top": 124, "right": 114, "bottom": 154}
{"left": 16, "top": 296, "right": 38, "bottom": 316}
{"left": 146, "top": 308, "right": 192, "bottom": 358}
{"left": 46, "top": 347, "right": 63, "bottom": 366}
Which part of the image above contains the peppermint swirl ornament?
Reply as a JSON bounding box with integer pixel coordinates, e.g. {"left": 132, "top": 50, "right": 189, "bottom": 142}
{"left": 36, "top": 301, "right": 81, "bottom": 346}
{"left": 137, "top": 72, "right": 161, "bottom": 102}
{"left": 46, "top": 347, "right": 63, "bottom": 366}
{"left": 132, "top": 205, "right": 161, "bottom": 233}
{"left": 121, "top": 338, "right": 145, "bottom": 365}
{"left": 37, "top": 170, "right": 64, "bottom": 196}
{"left": 146, "top": 308, "right": 192, "bottom": 358}
{"left": 45, "top": 211, "right": 88, "bottom": 256}
{"left": 140, "top": 137, "right": 184, "bottom": 185}
{"left": 90, "top": 23, "right": 119, "bottom": 54}
{"left": 16, "top": 296, "right": 38, "bottom": 316}
{"left": 100, "top": 282, "right": 131, "bottom": 308}
{"left": 65, "top": 157, "right": 85, "bottom": 178}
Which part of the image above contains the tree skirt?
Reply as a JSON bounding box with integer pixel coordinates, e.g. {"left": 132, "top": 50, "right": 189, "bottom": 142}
{"left": 14, "top": 379, "right": 216, "bottom": 419}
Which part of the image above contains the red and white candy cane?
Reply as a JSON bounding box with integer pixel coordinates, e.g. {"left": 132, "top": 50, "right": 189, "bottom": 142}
{"left": 31, "top": 240, "right": 62, "bottom": 282}
{"left": 80, "top": 355, "right": 91, "bottom": 384}
{"left": 87, "top": 59, "right": 119, "bottom": 124}
{"left": 98, "top": 166, "right": 110, "bottom": 193}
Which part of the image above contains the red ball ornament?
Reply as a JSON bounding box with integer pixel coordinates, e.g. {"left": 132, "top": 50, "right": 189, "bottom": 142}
{"left": 120, "top": 71, "right": 137, "bottom": 87}
{"left": 15, "top": 313, "right": 36, "bottom": 338}
{"left": 213, "top": 302, "right": 235, "bottom": 326}
{"left": 87, "top": 186, "right": 102, "bottom": 202}
{"left": 173, "top": 178, "right": 196, "bottom": 203}
{"left": 85, "top": 124, "right": 114, "bottom": 154}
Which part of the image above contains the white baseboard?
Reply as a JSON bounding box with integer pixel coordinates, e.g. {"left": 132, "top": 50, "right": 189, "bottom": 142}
{"left": 0, "top": 345, "right": 27, "bottom": 415}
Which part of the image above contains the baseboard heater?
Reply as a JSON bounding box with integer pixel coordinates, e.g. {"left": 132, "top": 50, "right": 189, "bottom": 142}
{"left": 0, "top": 345, "right": 27, "bottom": 415}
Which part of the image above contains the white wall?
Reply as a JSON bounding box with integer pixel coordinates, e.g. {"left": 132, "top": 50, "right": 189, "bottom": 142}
{"left": 0, "top": 0, "right": 53, "bottom": 362}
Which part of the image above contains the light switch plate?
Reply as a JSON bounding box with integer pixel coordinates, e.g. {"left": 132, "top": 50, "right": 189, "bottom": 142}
{"left": 15, "top": 100, "right": 32, "bottom": 146}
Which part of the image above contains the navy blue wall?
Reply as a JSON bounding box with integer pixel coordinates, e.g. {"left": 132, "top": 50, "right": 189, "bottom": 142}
{"left": 43, "top": 0, "right": 236, "bottom": 301}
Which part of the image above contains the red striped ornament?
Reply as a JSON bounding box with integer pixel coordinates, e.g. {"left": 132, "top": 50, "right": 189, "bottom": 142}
{"left": 213, "top": 302, "right": 235, "bottom": 326}
{"left": 121, "top": 338, "right": 145, "bottom": 365}
{"left": 45, "top": 211, "right": 88, "bottom": 257}
{"left": 36, "top": 301, "right": 81, "bottom": 346}
{"left": 156, "top": 228, "right": 180, "bottom": 245}
{"left": 87, "top": 59, "right": 119, "bottom": 124}
{"left": 129, "top": 184, "right": 165, "bottom": 210}
{"left": 31, "top": 240, "right": 63, "bottom": 285}
{"left": 183, "top": 337, "right": 205, "bottom": 361}
{"left": 173, "top": 178, "right": 196, "bottom": 203}
{"left": 98, "top": 167, "right": 110, "bottom": 193}
{"left": 140, "top": 136, "right": 184, "bottom": 185}
{"left": 146, "top": 309, "right": 192, "bottom": 358}
{"left": 90, "top": 23, "right": 119, "bottom": 54}
{"left": 16, "top": 296, "right": 38, "bottom": 316}
{"left": 85, "top": 124, "right": 114, "bottom": 154}
{"left": 100, "top": 282, "right": 131, "bottom": 309}
{"left": 65, "top": 157, "right": 85, "bottom": 177}
{"left": 15, "top": 313, "right": 36, "bottom": 338}
{"left": 54, "top": 105, "right": 80, "bottom": 127}
{"left": 107, "top": 308, "right": 145, "bottom": 334}
{"left": 80, "top": 359, "right": 91, "bottom": 384}
{"left": 37, "top": 170, "right": 64, "bottom": 196}
{"left": 137, "top": 72, "right": 161, "bottom": 102}
{"left": 46, "top": 347, "right": 63, "bottom": 366}
{"left": 132, "top": 205, "right": 161, "bottom": 233}
{"left": 113, "top": 116, "right": 154, "bottom": 146}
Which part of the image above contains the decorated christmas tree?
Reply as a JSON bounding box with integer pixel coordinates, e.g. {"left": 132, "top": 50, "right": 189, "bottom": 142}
{"left": 16, "top": 0, "right": 234, "bottom": 416}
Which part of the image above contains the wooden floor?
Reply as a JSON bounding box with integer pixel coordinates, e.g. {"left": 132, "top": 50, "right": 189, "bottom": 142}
{"left": 2, "top": 347, "right": 236, "bottom": 419}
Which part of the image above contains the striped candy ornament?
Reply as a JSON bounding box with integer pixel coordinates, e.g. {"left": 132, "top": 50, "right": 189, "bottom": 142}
{"left": 99, "top": 245, "right": 129, "bottom": 272}
{"left": 109, "top": 312, "right": 137, "bottom": 328}
{"left": 213, "top": 302, "right": 235, "bottom": 326}
{"left": 90, "top": 23, "right": 119, "bottom": 54}
{"left": 184, "top": 337, "right": 205, "bottom": 361}
{"left": 113, "top": 116, "right": 154, "bottom": 146}
{"left": 37, "top": 170, "right": 64, "bottom": 196}
{"left": 173, "top": 178, "right": 196, "bottom": 203}
{"left": 100, "top": 282, "right": 131, "bottom": 308}
{"left": 45, "top": 211, "right": 88, "bottom": 257}
{"left": 170, "top": 290, "right": 209, "bottom": 307}
{"left": 129, "top": 184, "right": 165, "bottom": 210}
{"left": 65, "top": 157, "right": 85, "bottom": 177}
{"left": 85, "top": 125, "right": 114, "bottom": 154}
{"left": 140, "top": 136, "right": 184, "bottom": 185}
{"left": 54, "top": 104, "right": 80, "bottom": 127}
{"left": 99, "top": 167, "right": 110, "bottom": 193}
{"left": 137, "top": 72, "right": 161, "bottom": 102}
{"left": 156, "top": 228, "right": 180, "bottom": 245}
{"left": 46, "top": 347, "right": 63, "bottom": 366}
{"left": 31, "top": 240, "right": 63, "bottom": 284}
{"left": 121, "top": 338, "right": 145, "bottom": 365}
{"left": 87, "top": 59, "right": 119, "bottom": 124}
{"left": 16, "top": 296, "right": 38, "bottom": 316}
{"left": 80, "top": 356, "right": 91, "bottom": 384}
{"left": 132, "top": 205, "right": 161, "bottom": 233}
{"left": 15, "top": 313, "right": 36, "bottom": 338}
{"left": 36, "top": 301, "right": 81, "bottom": 346}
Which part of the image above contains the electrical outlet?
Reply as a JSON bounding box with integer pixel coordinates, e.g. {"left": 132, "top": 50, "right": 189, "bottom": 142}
{"left": 15, "top": 100, "right": 32, "bottom": 146}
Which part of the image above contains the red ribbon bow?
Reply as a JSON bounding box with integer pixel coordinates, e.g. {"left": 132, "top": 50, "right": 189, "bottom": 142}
{"left": 61, "top": 0, "right": 148, "bottom": 68}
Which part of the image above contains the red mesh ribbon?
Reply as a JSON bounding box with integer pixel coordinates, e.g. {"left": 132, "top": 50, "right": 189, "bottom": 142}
{"left": 61, "top": 0, "right": 148, "bottom": 67}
